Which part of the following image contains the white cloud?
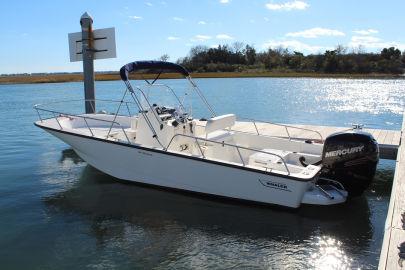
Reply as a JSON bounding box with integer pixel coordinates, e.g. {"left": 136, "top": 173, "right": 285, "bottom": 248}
{"left": 263, "top": 40, "right": 329, "bottom": 53}
{"left": 198, "top": 21, "right": 207, "bottom": 25}
{"left": 265, "top": 1, "right": 309, "bottom": 11}
{"left": 129, "top": 15, "right": 142, "bottom": 20}
{"left": 192, "top": 35, "right": 212, "bottom": 41}
{"left": 219, "top": 0, "right": 230, "bottom": 4}
{"left": 216, "top": 34, "right": 234, "bottom": 40}
{"left": 351, "top": 36, "right": 381, "bottom": 44}
{"left": 145, "top": 2, "right": 153, "bottom": 6}
{"left": 167, "top": 36, "right": 180, "bottom": 41}
{"left": 173, "top": 17, "right": 184, "bottom": 21}
{"left": 286, "top": 27, "right": 345, "bottom": 38}
{"left": 210, "top": 44, "right": 219, "bottom": 48}
{"left": 352, "top": 29, "right": 379, "bottom": 35}
{"left": 349, "top": 35, "right": 405, "bottom": 50}
{"left": 264, "top": 17, "right": 270, "bottom": 22}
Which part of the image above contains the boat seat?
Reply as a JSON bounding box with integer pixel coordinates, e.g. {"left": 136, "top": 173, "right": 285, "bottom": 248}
{"left": 203, "top": 114, "right": 236, "bottom": 143}
{"left": 249, "top": 149, "right": 291, "bottom": 168}
{"left": 206, "top": 130, "right": 234, "bottom": 142}
{"left": 205, "top": 114, "right": 236, "bottom": 134}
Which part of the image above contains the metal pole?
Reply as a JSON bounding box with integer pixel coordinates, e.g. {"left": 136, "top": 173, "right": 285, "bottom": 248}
{"left": 80, "top": 12, "right": 95, "bottom": 114}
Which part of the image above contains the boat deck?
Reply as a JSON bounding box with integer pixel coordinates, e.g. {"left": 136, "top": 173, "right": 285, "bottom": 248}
{"left": 70, "top": 118, "right": 400, "bottom": 160}
{"left": 233, "top": 122, "right": 401, "bottom": 160}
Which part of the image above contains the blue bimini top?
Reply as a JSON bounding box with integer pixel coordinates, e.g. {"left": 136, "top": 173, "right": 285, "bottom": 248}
{"left": 119, "top": 61, "right": 190, "bottom": 81}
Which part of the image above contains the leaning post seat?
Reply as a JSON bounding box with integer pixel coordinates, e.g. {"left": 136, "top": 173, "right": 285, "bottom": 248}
{"left": 205, "top": 114, "right": 236, "bottom": 133}
{"left": 205, "top": 114, "right": 236, "bottom": 141}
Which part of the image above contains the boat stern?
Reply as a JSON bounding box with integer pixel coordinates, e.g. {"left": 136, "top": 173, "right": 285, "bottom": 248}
{"left": 301, "top": 183, "right": 348, "bottom": 205}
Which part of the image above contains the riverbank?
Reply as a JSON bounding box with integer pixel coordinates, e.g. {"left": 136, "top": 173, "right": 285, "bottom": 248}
{"left": 0, "top": 71, "right": 403, "bottom": 84}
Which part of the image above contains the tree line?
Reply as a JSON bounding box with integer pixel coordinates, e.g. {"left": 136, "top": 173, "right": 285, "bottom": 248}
{"left": 176, "top": 43, "right": 405, "bottom": 74}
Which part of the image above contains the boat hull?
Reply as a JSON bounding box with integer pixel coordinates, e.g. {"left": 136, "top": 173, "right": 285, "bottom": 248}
{"left": 40, "top": 127, "right": 316, "bottom": 208}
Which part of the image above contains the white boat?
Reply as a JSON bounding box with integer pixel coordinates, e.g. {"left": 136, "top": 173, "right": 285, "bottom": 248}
{"left": 34, "top": 61, "right": 379, "bottom": 208}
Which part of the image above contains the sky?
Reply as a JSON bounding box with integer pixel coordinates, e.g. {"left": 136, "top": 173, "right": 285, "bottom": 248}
{"left": 1, "top": 0, "right": 404, "bottom": 74}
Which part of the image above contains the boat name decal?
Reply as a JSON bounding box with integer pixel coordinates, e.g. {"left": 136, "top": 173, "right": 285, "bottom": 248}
{"left": 259, "top": 179, "right": 291, "bottom": 192}
{"left": 138, "top": 150, "right": 153, "bottom": 156}
{"left": 325, "top": 145, "right": 364, "bottom": 158}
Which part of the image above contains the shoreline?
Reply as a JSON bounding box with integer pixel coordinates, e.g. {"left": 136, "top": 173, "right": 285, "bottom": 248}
{"left": 0, "top": 71, "right": 403, "bottom": 85}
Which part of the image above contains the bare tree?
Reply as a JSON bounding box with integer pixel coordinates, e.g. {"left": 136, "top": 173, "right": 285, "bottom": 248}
{"left": 351, "top": 45, "right": 365, "bottom": 54}
{"left": 335, "top": 44, "right": 347, "bottom": 55}
{"left": 190, "top": 45, "right": 209, "bottom": 57}
{"left": 232, "top": 41, "right": 245, "bottom": 53}
{"left": 158, "top": 54, "right": 170, "bottom": 62}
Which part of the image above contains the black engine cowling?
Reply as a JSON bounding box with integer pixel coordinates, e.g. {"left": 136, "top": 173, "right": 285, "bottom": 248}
{"left": 320, "top": 130, "right": 379, "bottom": 197}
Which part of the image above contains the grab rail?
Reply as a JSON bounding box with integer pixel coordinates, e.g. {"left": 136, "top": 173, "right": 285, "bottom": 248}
{"left": 34, "top": 100, "right": 290, "bottom": 174}
{"left": 193, "top": 119, "right": 323, "bottom": 143}
{"left": 34, "top": 99, "right": 138, "bottom": 112}
{"left": 236, "top": 117, "right": 323, "bottom": 142}
{"left": 165, "top": 133, "right": 290, "bottom": 175}
{"left": 34, "top": 104, "right": 131, "bottom": 144}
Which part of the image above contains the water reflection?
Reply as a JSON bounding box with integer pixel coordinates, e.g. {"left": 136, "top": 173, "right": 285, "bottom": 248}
{"left": 368, "top": 168, "right": 395, "bottom": 196}
{"left": 59, "top": 148, "right": 84, "bottom": 165}
{"left": 42, "top": 149, "right": 377, "bottom": 268}
{"left": 310, "top": 236, "right": 353, "bottom": 269}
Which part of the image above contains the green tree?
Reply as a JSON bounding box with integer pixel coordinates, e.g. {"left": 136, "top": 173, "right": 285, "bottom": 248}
{"left": 323, "top": 50, "right": 339, "bottom": 72}
{"left": 245, "top": 45, "right": 256, "bottom": 65}
{"left": 381, "top": 47, "right": 401, "bottom": 60}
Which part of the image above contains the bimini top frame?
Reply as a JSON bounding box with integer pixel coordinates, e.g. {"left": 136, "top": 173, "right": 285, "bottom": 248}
{"left": 116, "top": 61, "right": 217, "bottom": 148}
{"left": 119, "top": 61, "right": 216, "bottom": 116}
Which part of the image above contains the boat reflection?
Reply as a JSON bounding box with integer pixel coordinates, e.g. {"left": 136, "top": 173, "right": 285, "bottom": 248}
{"left": 59, "top": 148, "right": 84, "bottom": 165}
{"left": 44, "top": 148, "right": 375, "bottom": 268}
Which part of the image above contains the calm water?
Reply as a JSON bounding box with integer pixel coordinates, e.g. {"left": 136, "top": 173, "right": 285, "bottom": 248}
{"left": 0, "top": 78, "right": 403, "bottom": 269}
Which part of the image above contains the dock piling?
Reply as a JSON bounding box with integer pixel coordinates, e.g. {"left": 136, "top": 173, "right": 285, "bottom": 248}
{"left": 80, "top": 12, "right": 96, "bottom": 114}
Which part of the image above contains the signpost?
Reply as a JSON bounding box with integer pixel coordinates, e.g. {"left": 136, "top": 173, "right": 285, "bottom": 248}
{"left": 68, "top": 12, "right": 116, "bottom": 113}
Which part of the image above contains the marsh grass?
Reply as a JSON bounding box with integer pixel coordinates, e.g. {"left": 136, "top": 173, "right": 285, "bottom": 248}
{"left": 0, "top": 71, "right": 402, "bottom": 85}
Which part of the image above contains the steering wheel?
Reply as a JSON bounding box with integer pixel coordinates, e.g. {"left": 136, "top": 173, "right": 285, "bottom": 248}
{"left": 172, "top": 106, "right": 188, "bottom": 123}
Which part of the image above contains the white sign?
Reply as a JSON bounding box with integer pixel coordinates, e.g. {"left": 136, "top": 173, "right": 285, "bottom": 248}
{"left": 68, "top": 27, "right": 116, "bottom": 62}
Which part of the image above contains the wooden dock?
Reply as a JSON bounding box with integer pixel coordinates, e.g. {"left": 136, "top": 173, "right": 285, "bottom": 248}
{"left": 232, "top": 122, "right": 401, "bottom": 160}
{"left": 379, "top": 112, "right": 405, "bottom": 269}
{"left": 231, "top": 117, "right": 404, "bottom": 268}
{"left": 233, "top": 117, "right": 404, "bottom": 268}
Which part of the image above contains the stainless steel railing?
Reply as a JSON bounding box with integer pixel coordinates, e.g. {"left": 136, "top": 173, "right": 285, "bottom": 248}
{"left": 34, "top": 98, "right": 138, "bottom": 115}
{"left": 34, "top": 99, "right": 133, "bottom": 144}
{"left": 34, "top": 99, "right": 295, "bottom": 175}
{"left": 194, "top": 118, "right": 323, "bottom": 143}
{"left": 166, "top": 133, "right": 291, "bottom": 175}
{"left": 237, "top": 117, "right": 323, "bottom": 142}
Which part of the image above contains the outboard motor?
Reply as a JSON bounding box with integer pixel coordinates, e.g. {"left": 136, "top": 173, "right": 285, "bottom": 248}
{"left": 320, "top": 129, "right": 379, "bottom": 197}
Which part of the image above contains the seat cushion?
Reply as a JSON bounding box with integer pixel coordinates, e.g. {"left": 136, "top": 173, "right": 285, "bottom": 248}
{"left": 206, "top": 130, "right": 233, "bottom": 141}
{"left": 205, "top": 114, "right": 236, "bottom": 134}
{"left": 249, "top": 149, "right": 290, "bottom": 166}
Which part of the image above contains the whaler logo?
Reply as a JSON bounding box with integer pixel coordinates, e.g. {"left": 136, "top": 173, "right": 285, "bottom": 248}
{"left": 325, "top": 145, "right": 364, "bottom": 158}
{"left": 259, "top": 179, "right": 291, "bottom": 192}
